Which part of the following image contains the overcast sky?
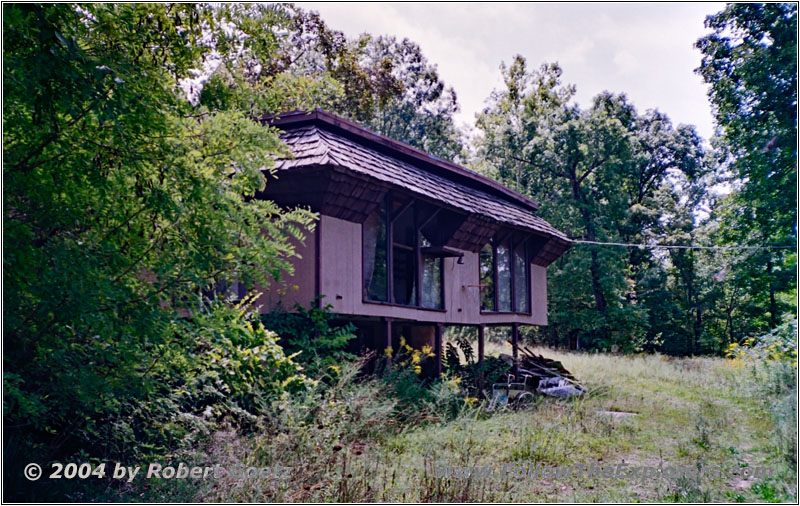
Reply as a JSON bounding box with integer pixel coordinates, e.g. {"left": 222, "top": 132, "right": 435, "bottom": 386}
{"left": 301, "top": 2, "right": 724, "bottom": 141}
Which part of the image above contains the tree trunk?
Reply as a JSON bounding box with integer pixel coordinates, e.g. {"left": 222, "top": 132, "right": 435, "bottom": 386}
{"left": 694, "top": 304, "right": 702, "bottom": 355}
{"left": 767, "top": 259, "right": 779, "bottom": 327}
{"left": 589, "top": 250, "right": 608, "bottom": 313}
{"left": 572, "top": 174, "right": 607, "bottom": 314}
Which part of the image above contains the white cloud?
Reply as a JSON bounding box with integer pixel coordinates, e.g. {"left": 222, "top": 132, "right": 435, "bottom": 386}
{"left": 300, "top": 1, "right": 721, "bottom": 140}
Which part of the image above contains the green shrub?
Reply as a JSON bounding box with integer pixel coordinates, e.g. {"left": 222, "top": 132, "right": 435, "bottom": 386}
{"left": 726, "top": 316, "right": 798, "bottom": 483}
{"left": 726, "top": 316, "right": 798, "bottom": 366}
{"left": 145, "top": 357, "right": 399, "bottom": 502}
{"left": 260, "top": 300, "right": 357, "bottom": 376}
{"left": 380, "top": 338, "right": 481, "bottom": 424}
{"left": 3, "top": 295, "right": 312, "bottom": 501}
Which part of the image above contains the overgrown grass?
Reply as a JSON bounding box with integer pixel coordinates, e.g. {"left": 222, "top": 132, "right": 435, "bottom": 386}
{"left": 114, "top": 350, "right": 800, "bottom": 502}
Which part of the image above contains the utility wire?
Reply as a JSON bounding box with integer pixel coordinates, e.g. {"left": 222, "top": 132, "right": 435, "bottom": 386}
{"left": 572, "top": 240, "right": 796, "bottom": 251}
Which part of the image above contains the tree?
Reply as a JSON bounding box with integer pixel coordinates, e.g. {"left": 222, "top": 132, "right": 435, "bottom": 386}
{"left": 3, "top": 3, "right": 315, "bottom": 471}
{"left": 355, "top": 36, "right": 465, "bottom": 161}
{"left": 696, "top": 3, "right": 797, "bottom": 327}
{"left": 201, "top": 6, "right": 465, "bottom": 160}
{"left": 477, "top": 57, "right": 707, "bottom": 352}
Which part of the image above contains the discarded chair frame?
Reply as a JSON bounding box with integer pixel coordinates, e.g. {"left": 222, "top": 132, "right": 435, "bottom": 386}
{"left": 489, "top": 373, "right": 536, "bottom": 410}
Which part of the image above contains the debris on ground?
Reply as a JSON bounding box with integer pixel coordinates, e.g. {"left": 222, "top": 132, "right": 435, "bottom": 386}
{"left": 499, "top": 346, "right": 587, "bottom": 398}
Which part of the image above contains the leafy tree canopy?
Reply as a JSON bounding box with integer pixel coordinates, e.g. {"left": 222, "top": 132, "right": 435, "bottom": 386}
{"left": 476, "top": 57, "right": 709, "bottom": 352}
{"left": 696, "top": 3, "right": 797, "bottom": 329}
{"left": 3, "top": 3, "right": 317, "bottom": 467}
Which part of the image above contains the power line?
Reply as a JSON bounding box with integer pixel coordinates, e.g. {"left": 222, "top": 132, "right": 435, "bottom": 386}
{"left": 572, "top": 239, "right": 796, "bottom": 251}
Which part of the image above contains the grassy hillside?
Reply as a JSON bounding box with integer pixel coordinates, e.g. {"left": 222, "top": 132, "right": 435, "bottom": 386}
{"left": 131, "top": 347, "right": 796, "bottom": 503}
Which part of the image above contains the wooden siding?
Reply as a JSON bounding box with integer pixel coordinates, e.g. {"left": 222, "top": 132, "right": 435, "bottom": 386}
{"left": 254, "top": 232, "right": 316, "bottom": 311}
{"left": 312, "top": 215, "right": 547, "bottom": 325}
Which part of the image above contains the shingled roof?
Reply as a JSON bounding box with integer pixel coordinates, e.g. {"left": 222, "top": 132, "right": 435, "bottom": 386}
{"left": 263, "top": 110, "right": 571, "bottom": 266}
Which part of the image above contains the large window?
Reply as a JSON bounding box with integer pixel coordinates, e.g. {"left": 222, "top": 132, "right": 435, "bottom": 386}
{"left": 363, "top": 194, "right": 446, "bottom": 309}
{"left": 480, "top": 233, "right": 530, "bottom": 313}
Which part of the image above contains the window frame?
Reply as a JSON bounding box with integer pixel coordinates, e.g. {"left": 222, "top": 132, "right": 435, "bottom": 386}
{"left": 479, "top": 231, "right": 532, "bottom": 315}
{"left": 362, "top": 192, "right": 447, "bottom": 312}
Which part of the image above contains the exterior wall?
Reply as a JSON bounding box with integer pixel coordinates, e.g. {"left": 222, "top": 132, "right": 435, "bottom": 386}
{"left": 318, "top": 214, "right": 548, "bottom": 326}
{"left": 255, "top": 231, "right": 317, "bottom": 312}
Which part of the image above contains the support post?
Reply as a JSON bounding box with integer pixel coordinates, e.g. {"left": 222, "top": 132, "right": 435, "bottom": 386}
{"left": 434, "top": 323, "right": 443, "bottom": 377}
{"left": 511, "top": 323, "right": 519, "bottom": 378}
{"left": 384, "top": 317, "right": 393, "bottom": 367}
{"left": 414, "top": 204, "right": 422, "bottom": 308}
{"left": 477, "top": 324, "right": 485, "bottom": 398}
{"left": 314, "top": 216, "right": 321, "bottom": 307}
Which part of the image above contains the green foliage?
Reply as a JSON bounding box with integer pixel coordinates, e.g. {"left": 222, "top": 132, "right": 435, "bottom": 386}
{"left": 695, "top": 3, "right": 797, "bottom": 332}
{"left": 208, "top": 5, "right": 466, "bottom": 160}
{"left": 3, "top": 297, "right": 312, "bottom": 501}
{"left": 726, "top": 316, "right": 798, "bottom": 366}
{"left": 260, "top": 301, "right": 357, "bottom": 376}
{"left": 444, "top": 343, "right": 462, "bottom": 373}
{"left": 380, "top": 341, "right": 477, "bottom": 424}
{"left": 729, "top": 319, "right": 798, "bottom": 480}
{"left": 354, "top": 36, "right": 466, "bottom": 161}
{"left": 3, "top": 2, "right": 316, "bottom": 477}
{"left": 696, "top": 3, "right": 797, "bottom": 243}
{"left": 477, "top": 38, "right": 795, "bottom": 356}
{"left": 476, "top": 57, "right": 707, "bottom": 353}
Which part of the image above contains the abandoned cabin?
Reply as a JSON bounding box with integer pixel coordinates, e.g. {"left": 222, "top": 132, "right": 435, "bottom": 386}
{"left": 251, "top": 109, "right": 571, "bottom": 379}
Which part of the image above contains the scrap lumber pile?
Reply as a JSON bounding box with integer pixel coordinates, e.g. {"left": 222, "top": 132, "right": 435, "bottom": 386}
{"left": 500, "top": 346, "right": 587, "bottom": 398}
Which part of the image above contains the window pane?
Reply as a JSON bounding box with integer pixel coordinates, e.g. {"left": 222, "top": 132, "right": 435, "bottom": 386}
{"left": 480, "top": 243, "right": 495, "bottom": 310}
{"left": 392, "top": 247, "right": 416, "bottom": 305}
{"left": 514, "top": 243, "right": 529, "bottom": 313}
{"left": 392, "top": 205, "right": 416, "bottom": 305}
{"left": 497, "top": 240, "right": 512, "bottom": 312}
{"left": 421, "top": 255, "right": 442, "bottom": 309}
{"left": 364, "top": 204, "right": 387, "bottom": 301}
{"left": 420, "top": 229, "right": 442, "bottom": 309}
{"left": 392, "top": 199, "right": 415, "bottom": 246}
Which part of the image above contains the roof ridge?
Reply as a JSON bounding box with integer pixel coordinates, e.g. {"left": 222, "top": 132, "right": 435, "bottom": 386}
{"left": 312, "top": 127, "right": 345, "bottom": 166}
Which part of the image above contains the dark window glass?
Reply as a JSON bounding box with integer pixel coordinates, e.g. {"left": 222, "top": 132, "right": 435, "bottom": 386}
{"left": 392, "top": 247, "right": 416, "bottom": 304}
{"left": 363, "top": 195, "right": 446, "bottom": 309}
{"left": 392, "top": 205, "right": 416, "bottom": 305}
{"left": 480, "top": 242, "right": 495, "bottom": 310}
{"left": 481, "top": 234, "right": 531, "bottom": 313}
{"left": 364, "top": 203, "right": 387, "bottom": 301}
{"left": 497, "top": 239, "right": 512, "bottom": 311}
{"left": 514, "top": 242, "right": 529, "bottom": 313}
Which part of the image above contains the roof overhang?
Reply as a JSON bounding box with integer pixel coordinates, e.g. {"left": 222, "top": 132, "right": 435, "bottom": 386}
{"left": 262, "top": 109, "right": 540, "bottom": 213}
{"left": 260, "top": 109, "right": 572, "bottom": 265}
